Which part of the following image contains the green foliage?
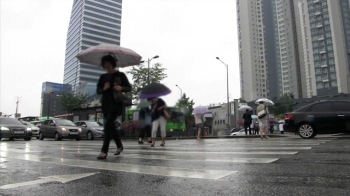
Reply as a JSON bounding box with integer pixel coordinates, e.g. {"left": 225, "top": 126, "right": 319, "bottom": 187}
{"left": 60, "top": 93, "right": 89, "bottom": 114}
{"left": 175, "top": 93, "right": 195, "bottom": 117}
{"left": 127, "top": 63, "right": 167, "bottom": 102}
{"left": 239, "top": 98, "right": 247, "bottom": 103}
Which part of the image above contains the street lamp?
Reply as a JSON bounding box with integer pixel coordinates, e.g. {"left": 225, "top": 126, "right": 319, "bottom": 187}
{"left": 347, "top": 51, "right": 350, "bottom": 100}
{"left": 175, "top": 85, "right": 182, "bottom": 98}
{"left": 47, "top": 91, "right": 54, "bottom": 120}
{"left": 140, "top": 55, "right": 159, "bottom": 85}
{"left": 216, "top": 57, "right": 230, "bottom": 129}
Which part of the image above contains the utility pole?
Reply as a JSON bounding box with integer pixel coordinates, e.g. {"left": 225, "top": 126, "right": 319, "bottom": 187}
{"left": 15, "top": 97, "right": 21, "bottom": 118}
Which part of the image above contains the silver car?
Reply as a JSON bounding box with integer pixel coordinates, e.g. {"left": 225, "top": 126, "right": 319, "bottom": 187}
{"left": 75, "top": 121, "right": 104, "bottom": 140}
{"left": 39, "top": 118, "right": 82, "bottom": 141}
{"left": 21, "top": 121, "right": 40, "bottom": 139}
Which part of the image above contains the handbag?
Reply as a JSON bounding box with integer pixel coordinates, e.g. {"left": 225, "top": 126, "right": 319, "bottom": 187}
{"left": 258, "top": 106, "right": 267, "bottom": 119}
{"left": 163, "top": 110, "right": 171, "bottom": 120}
{"left": 113, "top": 91, "right": 132, "bottom": 106}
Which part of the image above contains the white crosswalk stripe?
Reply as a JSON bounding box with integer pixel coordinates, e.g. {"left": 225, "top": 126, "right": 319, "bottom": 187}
{"left": 0, "top": 138, "right": 332, "bottom": 180}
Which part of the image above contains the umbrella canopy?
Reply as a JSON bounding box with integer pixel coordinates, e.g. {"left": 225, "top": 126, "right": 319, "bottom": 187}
{"left": 238, "top": 105, "right": 253, "bottom": 111}
{"left": 251, "top": 115, "right": 258, "bottom": 119}
{"left": 139, "top": 83, "right": 171, "bottom": 99}
{"left": 76, "top": 43, "right": 142, "bottom": 67}
{"left": 192, "top": 106, "right": 209, "bottom": 115}
{"left": 137, "top": 99, "right": 150, "bottom": 109}
{"left": 255, "top": 98, "right": 274, "bottom": 106}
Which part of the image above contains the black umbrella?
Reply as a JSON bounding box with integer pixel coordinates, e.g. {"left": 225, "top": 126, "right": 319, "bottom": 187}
{"left": 139, "top": 83, "right": 171, "bottom": 99}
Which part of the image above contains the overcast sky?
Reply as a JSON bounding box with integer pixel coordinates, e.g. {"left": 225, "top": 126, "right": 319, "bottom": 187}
{"left": 0, "top": 0, "right": 239, "bottom": 117}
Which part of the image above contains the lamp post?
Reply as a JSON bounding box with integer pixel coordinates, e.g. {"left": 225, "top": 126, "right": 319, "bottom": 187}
{"left": 216, "top": 57, "right": 230, "bottom": 129}
{"left": 47, "top": 91, "right": 54, "bottom": 120}
{"left": 140, "top": 55, "right": 159, "bottom": 85}
{"left": 347, "top": 51, "right": 350, "bottom": 100}
{"left": 175, "top": 85, "right": 182, "bottom": 99}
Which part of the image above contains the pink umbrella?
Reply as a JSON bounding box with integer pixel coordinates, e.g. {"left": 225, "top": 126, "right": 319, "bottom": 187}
{"left": 76, "top": 43, "right": 142, "bottom": 67}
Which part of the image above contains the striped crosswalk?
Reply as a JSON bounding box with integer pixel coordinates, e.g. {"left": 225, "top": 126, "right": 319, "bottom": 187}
{"left": 0, "top": 138, "right": 333, "bottom": 180}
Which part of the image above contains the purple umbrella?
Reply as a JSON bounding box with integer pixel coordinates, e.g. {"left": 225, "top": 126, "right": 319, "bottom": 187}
{"left": 192, "top": 106, "right": 209, "bottom": 115}
{"left": 139, "top": 82, "right": 171, "bottom": 99}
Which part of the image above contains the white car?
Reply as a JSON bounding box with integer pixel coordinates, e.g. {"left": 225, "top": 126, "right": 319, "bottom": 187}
{"left": 230, "top": 129, "right": 246, "bottom": 136}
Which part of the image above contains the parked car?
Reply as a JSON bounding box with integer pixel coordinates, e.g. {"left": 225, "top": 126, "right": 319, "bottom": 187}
{"left": 284, "top": 101, "right": 350, "bottom": 139}
{"left": 75, "top": 120, "right": 104, "bottom": 140}
{"left": 21, "top": 121, "right": 40, "bottom": 139}
{"left": 39, "top": 118, "right": 82, "bottom": 141}
{"left": 230, "top": 129, "right": 245, "bottom": 136}
{"left": 0, "top": 117, "right": 32, "bottom": 141}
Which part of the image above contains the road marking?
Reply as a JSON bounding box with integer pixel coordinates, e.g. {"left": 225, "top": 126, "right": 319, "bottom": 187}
{"left": 65, "top": 149, "right": 298, "bottom": 155}
{"left": 70, "top": 151, "right": 279, "bottom": 163}
{"left": 122, "top": 147, "right": 311, "bottom": 150}
{"left": 0, "top": 158, "right": 6, "bottom": 163}
{"left": 0, "top": 148, "right": 42, "bottom": 153}
{"left": 0, "top": 173, "right": 99, "bottom": 190}
{"left": 7, "top": 154, "right": 237, "bottom": 180}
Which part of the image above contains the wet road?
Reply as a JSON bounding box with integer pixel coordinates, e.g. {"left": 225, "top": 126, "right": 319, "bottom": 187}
{"left": 1, "top": 135, "right": 350, "bottom": 196}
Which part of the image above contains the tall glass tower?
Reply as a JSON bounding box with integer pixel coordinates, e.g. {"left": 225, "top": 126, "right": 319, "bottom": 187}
{"left": 63, "top": 0, "right": 122, "bottom": 95}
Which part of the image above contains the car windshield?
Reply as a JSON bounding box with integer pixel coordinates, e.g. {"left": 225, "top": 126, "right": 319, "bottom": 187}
{"left": 0, "top": 118, "right": 23, "bottom": 125}
{"left": 55, "top": 119, "right": 75, "bottom": 126}
{"left": 85, "top": 121, "right": 103, "bottom": 127}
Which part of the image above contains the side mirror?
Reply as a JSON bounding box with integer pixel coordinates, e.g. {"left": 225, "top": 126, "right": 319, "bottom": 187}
{"left": 50, "top": 123, "right": 56, "bottom": 127}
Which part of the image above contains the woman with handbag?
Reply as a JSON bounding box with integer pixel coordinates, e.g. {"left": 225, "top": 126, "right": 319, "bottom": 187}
{"left": 148, "top": 97, "right": 170, "bottom": 147}
{"left": 96, "top": 55, "right": 132, "bottom": 159}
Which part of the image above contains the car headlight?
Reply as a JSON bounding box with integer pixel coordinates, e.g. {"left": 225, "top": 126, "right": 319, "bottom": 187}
{"left": 61, "top": 127, "right": 67, "bottom": 131}
{"left": 26, "top": 127, "right": 32, "bottom": 132}
{"left": 0, "top": 126, "right": 9, "bottom": 131}
{"left": 78, "top": 128, "right": 82, "bottom": 132}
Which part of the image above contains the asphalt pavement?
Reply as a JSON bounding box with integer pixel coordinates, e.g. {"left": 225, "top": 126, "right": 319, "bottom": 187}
{"left": 1, "top": 135, "right": 350, "bottom": 196}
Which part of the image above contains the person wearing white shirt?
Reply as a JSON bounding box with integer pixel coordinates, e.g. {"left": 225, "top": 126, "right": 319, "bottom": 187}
{"left": 279, "top": 122, "right": 284, "bottom": 134}
{"left": 194, "top": 114, "right": 203, "bottom": 140}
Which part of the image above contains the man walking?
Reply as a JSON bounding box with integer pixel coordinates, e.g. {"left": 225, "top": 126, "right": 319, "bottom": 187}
{"left": 243, "top": 109, "right": 252, "bottom": 135}
{"left": 257, "top": 101, "right": 269, "bottom": 139}
{"left": 194, "top": 114, "right": 203, "bottom": 140}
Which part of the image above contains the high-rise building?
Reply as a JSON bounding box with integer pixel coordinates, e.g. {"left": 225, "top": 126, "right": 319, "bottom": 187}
{"left": 40, "top": 82, "right": 72, "bottom": 117}
{"left": 295, "top": 0, "right": 350, "bottom": 97}
{"left": 237, "top": 0, "right": 268, "bottom": 102}
{"left": 63, "top": 0, "right": 122, "bottom": 92}
{"left": 237, "top": 0, "right": 302, "bottom": 101}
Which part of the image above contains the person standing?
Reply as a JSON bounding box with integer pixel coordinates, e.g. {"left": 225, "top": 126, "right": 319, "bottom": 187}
{"left": 257, "top": 101, "right": 269, "bottom": 139}
{"left": 148, "top": 98, "right": 168, "bottom": 147}
{"left": 279, "top": 122, "right": 285, "bottom": 134}
{"left": 96, "top": 55, "right": 132, "bottom": 159}
{"left": 194, "top": 114, "right": 204, "bottom": 140}
{"left": 138, "top": 107, "right": 152, "bottom": 144}
{"left": 243, "top": 109, "right": 252, "bottom": 135}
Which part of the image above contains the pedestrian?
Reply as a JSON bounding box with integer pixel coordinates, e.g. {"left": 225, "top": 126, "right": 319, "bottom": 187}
{"left": 96, "top": 55, "right": 132, "bottom": 159}
{"left": 243, "top": 109, "right": 252, "bottom": 135}
{"left": 257, "top": 101, "right": 269, "bottom": 139}
{"left": 148, "top": 97, "right": 168, "bottom": 147}
{"left": 269, "top": 123, "right": 274, "bottom": 134}
{"left": 194, "top": 114, "right": 204, "bottom": 140}
{"left": 279, "top": 122, "right": 284, "bottom": 134}
{"left": 138, "top": 107, "right": 152, "bottom": 144}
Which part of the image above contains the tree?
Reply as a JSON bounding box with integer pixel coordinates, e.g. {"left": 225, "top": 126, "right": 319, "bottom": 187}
{"left": 60, "top": 92, "right": 89, "bottom": 114}
{"left": 239, "top": 98, "right": 247, "bottom": 103}
{"left": 127, "top": 63, "right": 167, "bottom": 102}
{"left": 175, "top": 93, "right": 195, "bottom": 117}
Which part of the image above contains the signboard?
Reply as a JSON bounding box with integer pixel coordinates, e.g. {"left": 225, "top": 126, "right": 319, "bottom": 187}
{"left": 133, "top": 111, "right": 139, "bottom": 121}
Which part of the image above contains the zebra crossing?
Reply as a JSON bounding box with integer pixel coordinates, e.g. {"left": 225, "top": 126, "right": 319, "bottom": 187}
{"left": 0, "top": 138, "right": 333, "bottom": 180}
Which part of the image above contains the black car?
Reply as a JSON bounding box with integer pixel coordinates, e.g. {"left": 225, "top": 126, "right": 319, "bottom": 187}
{"left": 0, "top": 117, "right": 33, "bottom": 141}
{"left": 284, "top": 101, "right": 350, "bottom": 139}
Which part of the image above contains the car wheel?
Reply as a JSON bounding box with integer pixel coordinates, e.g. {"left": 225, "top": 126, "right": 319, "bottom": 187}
{"left": 54, "top": 133, "right": 62, "bottom": 141}
{"left": 87, "top": 131, "right": 94, "bottom": 140}
{"left": 24, "top": 137, "right": 31, "bottom": 141}
{"left": 75, "top": 137, "right": 81, "bottom": 141}
{"left": 298, "top": 124, "right": 316, "bottom": 139}
{"left": 39, "top": 132, "right": 44, "bottom": 140}
{"left": 9, "top": 137, "right": 14, "bottom": 141}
